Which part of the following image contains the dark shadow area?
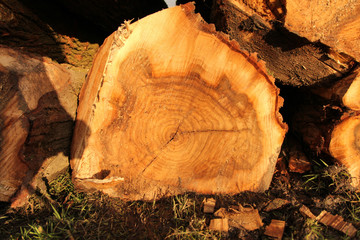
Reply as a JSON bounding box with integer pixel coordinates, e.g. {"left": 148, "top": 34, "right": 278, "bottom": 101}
{"left": 264, "top": 23, "right": 310, "bottom": 52}
{"left": 176, "top": 0, "right": 214, "bottom": 22}
{"left": 18, "top": 0, "right": 168, "bottom": 43}
{"left": 0, "top": 0, "right": 168, "bottom": 65}
{"left": 0, "top": 0, "right": 68, "bottom": 63}
{"left": 92, "top": 170, "right": 111, "bottom": 180}
{"left": 0, "top": 48, "right": 90, "bottom": 205}
{"left": 17, "top": 0, "right": 107, "bottom": 44}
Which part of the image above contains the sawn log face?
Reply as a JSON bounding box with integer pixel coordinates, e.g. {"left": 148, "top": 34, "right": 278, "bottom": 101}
{"left": 71, "top": 3, "right": 287, "bottom": 200}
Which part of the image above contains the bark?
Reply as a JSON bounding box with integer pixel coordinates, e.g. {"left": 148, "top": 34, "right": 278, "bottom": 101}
{"left": 71, "top": 3, "right": 287, "bottom": 200}
{"left": 210, "top": 0, "right": 355, "bottom": 86}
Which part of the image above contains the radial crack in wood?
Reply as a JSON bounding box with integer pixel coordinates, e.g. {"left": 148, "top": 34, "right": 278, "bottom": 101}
{"left": 70, "top": 3, "right": 287, "bottom": 200}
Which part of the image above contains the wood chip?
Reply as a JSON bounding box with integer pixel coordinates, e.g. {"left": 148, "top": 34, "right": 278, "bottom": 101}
{"left": 263, "top": 198, "right": 290, "bottom": 212}
{"left": 264, "top": 219, "right": 285, "bottom": 240}
{"left": 203, "top": 198, "right": 216, "bottom": 213}
{"left": 209, "top": 218, "right": 229, "bottom": 232}
{"left": 214, "top": 205, "right": 263, "bottom": 231}
{"left": 288, "top": 138, "right": 311, "bottom": 173}
{"left": 299, "top": 205, "right": 316, "bottom": 219}
{"left": 288, "top": 153, "right": 311, "bottom": 173}
{"left": 316, "top": 210, "right": 357, "bottom": 238}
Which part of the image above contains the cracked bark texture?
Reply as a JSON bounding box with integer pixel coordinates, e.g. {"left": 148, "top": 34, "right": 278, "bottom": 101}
{"left": 70, "top": 3, "right": 287, "bottom": 200}
{"left": 210, "top": 0, "right": 356, "bottom": 86}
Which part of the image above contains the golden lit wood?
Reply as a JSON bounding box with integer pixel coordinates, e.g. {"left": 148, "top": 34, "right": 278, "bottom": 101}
{"left": 329, "top": 116, "right": 360, "bottom": 189}
{"left": 71, "top": 3, "right": 287, "bottom": 200}
{"left": 264, "top": 219, "right": 285, "bottom": 240}
{"left": 214, "top": 206, "right": 263, "bottom": 231}
{"left": 285, "top": 0, "right": 360, "bottom": 61}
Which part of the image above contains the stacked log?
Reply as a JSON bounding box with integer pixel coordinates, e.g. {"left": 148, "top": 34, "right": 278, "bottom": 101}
{"left": 210, "top": 0, "right": 355, "bottom": 86}
{"left": 209, "top": 0, "right": 360, "bottom": 189}
{"left": 70, "top": 3, "right": 287, "bottom": 200}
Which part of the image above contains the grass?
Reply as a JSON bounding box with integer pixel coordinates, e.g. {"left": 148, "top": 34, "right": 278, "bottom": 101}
{"left": 0, "top": 160, "right": 360, "bottom": 239}
{"left": 0, "top": 171, "right": 221, "bottom": 239}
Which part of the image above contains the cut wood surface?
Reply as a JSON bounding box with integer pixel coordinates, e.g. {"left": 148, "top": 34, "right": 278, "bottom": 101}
{"left": 203, "top": 198, "right": 217, "bottom": 213}
{"left": 312, "top": 67, "right": 360, "bottom": 111}
{"left": 329, "top": 115, "right": 360, "bottom": 189}
{"left": 209, "top": 218, "right": 229, "bottom": 232}
{"left": 0, "top": 46, "right": 83, "bottom": 203}
{"left": 71, "top": 3, "right": 287, "bottom": 200}
{"left": 264, "top": 219, "right": 285, "bottom": 240}
{"left": 211, "top": 0, "right": 354, "bottom": 86}
{"left": 316, "top": 210, "right": 357, "bottom": 237}
{"left": 214, "top": 206, "right": 263, "bottom": 230}
{"left": 285, "top": 0, "right": 360, "bottom": 61}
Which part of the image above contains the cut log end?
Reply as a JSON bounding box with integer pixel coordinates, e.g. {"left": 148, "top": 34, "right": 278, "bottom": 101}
{"left": 329, "top": 115, "right": 360, "bottom": 189}
{"left": 71, "top": 3, "right": 287, "bottom": 200}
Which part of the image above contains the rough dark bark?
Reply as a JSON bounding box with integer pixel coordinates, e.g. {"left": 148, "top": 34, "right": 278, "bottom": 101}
{"left": 210, "top": 0, "right": 355, "bottom": 86}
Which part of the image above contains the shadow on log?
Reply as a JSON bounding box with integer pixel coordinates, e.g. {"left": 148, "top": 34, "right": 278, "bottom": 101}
{"left": 0, "top": 47, "right": 89, "bottom": 206}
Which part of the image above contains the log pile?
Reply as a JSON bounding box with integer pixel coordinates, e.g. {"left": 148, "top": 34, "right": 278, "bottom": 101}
{"left": 1, "top": 0, "right": 360, "bottom": 205}
{"left": 208, "top": 0, "right": 360, "bottom": 189}
{"left": 0, "top": 0, "right": 168, "bottom": 205}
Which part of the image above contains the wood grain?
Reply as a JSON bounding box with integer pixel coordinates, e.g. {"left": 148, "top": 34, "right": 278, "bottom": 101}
{"left": 71, "top": 3, "right": 287, "bottom": 200}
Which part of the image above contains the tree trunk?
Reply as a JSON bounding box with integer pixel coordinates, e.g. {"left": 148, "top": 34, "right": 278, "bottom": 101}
{"left": 210, "top": 0, "right": 355, "bottom": 86}
{"left": 0, "top": 47, "right": 84, "bottom": 205}
{"left": 70, "top": 3, "right": 287, "bottom": 200}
